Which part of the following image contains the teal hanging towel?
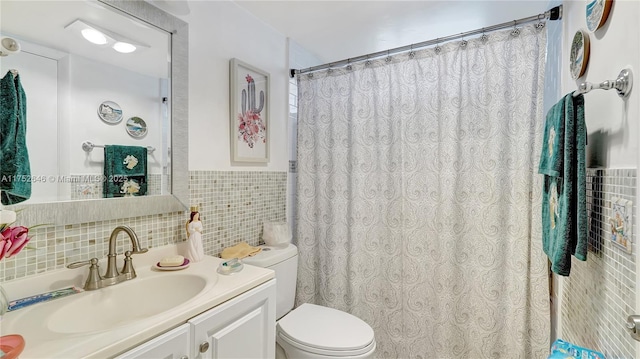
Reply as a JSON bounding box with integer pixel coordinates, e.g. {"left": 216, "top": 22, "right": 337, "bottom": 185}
{"left": 0, "top": 70, "right": 31, "bottom": 205}
{"left": 539, "top": 93, "right": 587, "bottom": 276}
{"left": 103, "top": 145, "right": 147, "bottom": 198}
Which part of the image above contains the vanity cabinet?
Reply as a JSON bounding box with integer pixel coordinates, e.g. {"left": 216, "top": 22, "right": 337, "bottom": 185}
{"left": 114, "top": 280, "right": 276, "bottom": 359}
{"left": 189, "top": 279, "right": 276, "bottom": 359}
{"left": 114, "top": 323, "right": 190, "bottom": 359}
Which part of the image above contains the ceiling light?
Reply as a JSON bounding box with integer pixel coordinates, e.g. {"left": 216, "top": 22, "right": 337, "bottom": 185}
{"left": 81, "top": 28, "right": 108, "bottom": 45}
{"left": 113, "top": 42, "right": 137, "bottom": 53}
{"left": 65, "top": 19, "right": 149, "bottom": 54}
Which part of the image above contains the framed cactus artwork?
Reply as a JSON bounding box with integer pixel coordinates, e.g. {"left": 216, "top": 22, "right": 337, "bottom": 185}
{"left": 229, "top": 58, "right": 270, "bottom": 163}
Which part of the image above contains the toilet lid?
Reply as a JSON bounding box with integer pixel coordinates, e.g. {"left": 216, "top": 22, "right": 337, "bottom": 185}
{"left": 276, "top": 303, "right": 375, "bottom": 355}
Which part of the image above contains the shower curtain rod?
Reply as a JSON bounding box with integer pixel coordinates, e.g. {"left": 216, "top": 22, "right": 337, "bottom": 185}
{"left": 290, "top": 5, "right": 562, "bottom": 77}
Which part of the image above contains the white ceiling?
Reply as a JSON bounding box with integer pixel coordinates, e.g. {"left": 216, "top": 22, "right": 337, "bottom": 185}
{"left": 233, "top": 1, "right": 552, "bottom": 65}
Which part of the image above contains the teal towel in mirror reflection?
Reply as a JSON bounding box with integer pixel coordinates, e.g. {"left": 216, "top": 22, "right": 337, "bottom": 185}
{"left": 103, "top": 145, "right": 147, "bottom": 198}
{"left": 0, "top": 71, "right": 31, "bottom": 205}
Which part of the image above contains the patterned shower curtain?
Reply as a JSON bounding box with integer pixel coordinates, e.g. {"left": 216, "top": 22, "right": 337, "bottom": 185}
{"left": 295, "top": 25, "right": 549, "bottom": 358}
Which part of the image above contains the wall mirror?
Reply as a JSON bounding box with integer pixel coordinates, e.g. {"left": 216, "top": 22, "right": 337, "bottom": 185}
{"left": 0, "top": 0, "right": 188, "bottom": 226}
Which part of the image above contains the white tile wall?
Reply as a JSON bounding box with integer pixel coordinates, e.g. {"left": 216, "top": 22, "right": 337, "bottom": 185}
{"left": 561, "top": 168, "right": 637, "bottom": 358}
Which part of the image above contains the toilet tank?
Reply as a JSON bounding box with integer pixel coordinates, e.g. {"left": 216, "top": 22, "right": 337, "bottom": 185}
{"left": 242, "top": 243, "right": 298, "bottom": 320}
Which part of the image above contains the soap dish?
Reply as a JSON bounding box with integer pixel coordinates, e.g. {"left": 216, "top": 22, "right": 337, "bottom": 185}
{"left": 155, "top": 258, "right": 190, "bottom": 271}
{"left": 217, "top": 258, "right": 243, "bottom": 275}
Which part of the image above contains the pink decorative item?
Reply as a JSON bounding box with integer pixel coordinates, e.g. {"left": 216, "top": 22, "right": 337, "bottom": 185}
{"left": 0, "top": 209, "right": 41, "bottom": 261}
{"left": 0, "top": 225, "right": 30, "bottom": 260}
{"left": 0, "top": 334, "right": 25, "bottom": 359}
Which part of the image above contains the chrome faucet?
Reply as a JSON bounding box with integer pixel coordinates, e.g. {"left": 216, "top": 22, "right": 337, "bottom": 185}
{"left": 67, "top": 225, "right": 148, "bottom": 290}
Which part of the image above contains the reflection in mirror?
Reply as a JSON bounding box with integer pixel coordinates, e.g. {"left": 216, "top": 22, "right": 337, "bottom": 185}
{"left": 0, "top": 0, "right": 188, "bottom": 226}
{"left": 1, "top": 1, "right": 171, "bottom": 203}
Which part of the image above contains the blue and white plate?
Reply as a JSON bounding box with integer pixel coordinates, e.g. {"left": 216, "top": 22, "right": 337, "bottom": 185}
{"left": 98, "top": 101, "right": 123, "bottom": 124}
{"left": 586, "top": 0, "right": 613, "bottom": 33}
{"left": 126, "top": 116, "right": 148, "bottom": 138}
{"left": 570, "top": 30, "right": 590, "bottom": 80}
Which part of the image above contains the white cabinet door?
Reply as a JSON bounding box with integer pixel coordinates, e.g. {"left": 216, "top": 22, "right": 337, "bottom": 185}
{"left": 189, "top": 280, "right": 276, "bottom": 359}
{"left": 114, "top": 323, "right": 191, "bottom": 359}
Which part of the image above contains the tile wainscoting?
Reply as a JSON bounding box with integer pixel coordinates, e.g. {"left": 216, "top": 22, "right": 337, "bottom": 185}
{"left": 190, "top": 171, "right": 287, "bottom": 257}
{"left": 561, "top": 168, "right": 637, "bottom": 358}
{"left": 0, "top": 171, "right": 287, "bottom": 282}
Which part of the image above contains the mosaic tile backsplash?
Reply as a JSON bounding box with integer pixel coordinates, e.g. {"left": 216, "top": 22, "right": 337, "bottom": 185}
{"left": 561, "top": 168, "right": 636, "bottom": 359}
{"left": 190, "top": 171, "right": 287, "bottom": 256}
{"left": 0, "top": 171, "right": 287, "bottom": 282}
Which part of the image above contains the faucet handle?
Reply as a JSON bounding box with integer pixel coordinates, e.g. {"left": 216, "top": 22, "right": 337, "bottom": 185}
{"left": 67, "top": 257, "right": 99, "bottom": 269}
{"left": 121, "top": 251, "right": 137, "bottom": 279}
{"left": 67, "top": 258, "right": 102, "bottom": 290}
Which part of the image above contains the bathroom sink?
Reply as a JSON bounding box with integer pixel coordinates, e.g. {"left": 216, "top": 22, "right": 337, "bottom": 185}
{"left": 47, "top": 273, "right": 208, "bottom": 334}
{"left": 0, "top": 252, "right": 274, "bottom": 358}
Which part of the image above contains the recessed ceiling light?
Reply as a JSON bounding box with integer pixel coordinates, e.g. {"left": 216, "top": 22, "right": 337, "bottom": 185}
{"left": 66, "top": 19, "right": 149, "bottom": 54}
{"left": 113, "top": 42, "right": 137, "bottom": 53}
{"left": 81, "top": 28, "right": 108, "bottom": 45}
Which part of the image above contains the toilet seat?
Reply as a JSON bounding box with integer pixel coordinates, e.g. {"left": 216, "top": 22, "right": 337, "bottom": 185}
{"left": 276, "top": 303, "right": 376, "bottom": 356}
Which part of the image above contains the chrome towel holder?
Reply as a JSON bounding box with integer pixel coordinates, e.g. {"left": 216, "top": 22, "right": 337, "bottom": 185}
{"left": 573, "top": 68, "right": 633, "bottom": 98}
{"left": 82, "top": 141, "right": 155, "bottom": 153}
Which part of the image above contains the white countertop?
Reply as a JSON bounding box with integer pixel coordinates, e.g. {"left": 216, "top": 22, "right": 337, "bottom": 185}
{"left": 0, "top": 245, "right": 274, "bottom": 358}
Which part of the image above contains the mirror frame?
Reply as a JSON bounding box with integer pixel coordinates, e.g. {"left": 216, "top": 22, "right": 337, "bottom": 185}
{"left": 6, "top": 0, "right": 189, "bottom": 226}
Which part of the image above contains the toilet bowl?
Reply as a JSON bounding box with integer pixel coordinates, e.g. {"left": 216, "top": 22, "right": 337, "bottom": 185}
{"left": 276, "top": 303, "right": 376, "bottom": 359}
{"left": 242, "top": 244, "right": 376, "bottom": 359}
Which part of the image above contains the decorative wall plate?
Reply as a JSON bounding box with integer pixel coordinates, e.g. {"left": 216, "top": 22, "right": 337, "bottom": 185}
{"left": 97, "top": 101, "right": 123, "bottom": 124}
{"left": 570, "top": 30, "right": 590, "bottom": 80}
{"left": 586, "top": 0, "right": 613, "bottom": 32}
{"left": 126, "top": 116, "right": 148, "bottom": 138}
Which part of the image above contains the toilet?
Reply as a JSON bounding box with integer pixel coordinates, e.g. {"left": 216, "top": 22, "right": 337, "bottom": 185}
{"left": 242, "top": 243, "right": 376, "bottom": 359}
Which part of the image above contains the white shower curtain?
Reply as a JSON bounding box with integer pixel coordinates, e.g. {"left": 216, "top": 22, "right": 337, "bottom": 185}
{"left": 295, "top": 25, "right": 549, "bottom": 358}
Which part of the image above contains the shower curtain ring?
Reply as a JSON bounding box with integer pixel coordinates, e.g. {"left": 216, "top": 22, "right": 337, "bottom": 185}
{"left": 460, "top": 33, "right": 468, "bottom": 48}
{"left": 386, "top": 50, "right": 392, "bottom": 62}
{"left": 346, "top": 59, "right": 353, "bottom": 71}
{"left": 409, "top": 44, "right": 415, "bottom": 58}
{"left": 535, "top": 14, "right": 546, "bottom": 29}
{"left": 480, "top": 28, "right": 488, "bottom": 43}
{"left": 435, "top": 39, "right": 441, "bottom": 54}
{"left": 365, "top": 55, "right": 371, "bottom": 66}
{"left": 511, "top": 20, "right": 520, "bottom": 36}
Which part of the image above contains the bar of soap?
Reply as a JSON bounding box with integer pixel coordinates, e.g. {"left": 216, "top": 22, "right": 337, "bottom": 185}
{"left": 159, "top": 255, "right": 185, "bottom": 267}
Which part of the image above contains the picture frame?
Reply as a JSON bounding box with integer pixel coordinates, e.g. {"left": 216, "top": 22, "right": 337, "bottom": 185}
{"left": 229, "top": 58, "right": 270, "bottom": 163}
{"left": 610, "top": 197, "right": 633, "bottom": 254}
